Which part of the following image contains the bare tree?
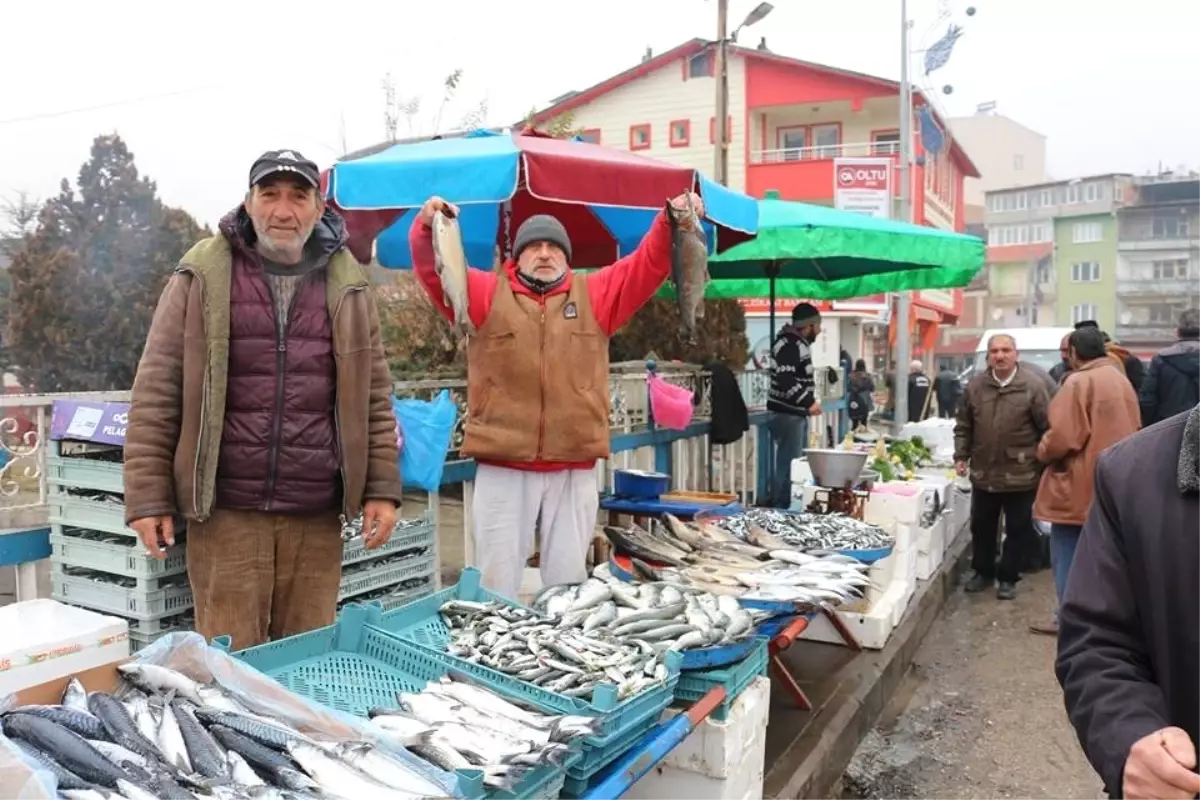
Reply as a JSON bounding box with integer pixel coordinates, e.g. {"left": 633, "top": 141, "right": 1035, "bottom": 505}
{"left": 1, "top": 190, "right": 39, "bottom": 249}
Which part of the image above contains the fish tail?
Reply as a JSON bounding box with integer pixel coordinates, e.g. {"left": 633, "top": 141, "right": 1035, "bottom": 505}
{"left": 484, "top": 764, "right": 532, "bottom": 791}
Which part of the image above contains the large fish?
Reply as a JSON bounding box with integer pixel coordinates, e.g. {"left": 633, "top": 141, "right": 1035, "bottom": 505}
{"left": 668, "top": 194, "right": 709, "bottom": 344}
{"left": 432, "top": 209, "right": 474, "bottom": 335}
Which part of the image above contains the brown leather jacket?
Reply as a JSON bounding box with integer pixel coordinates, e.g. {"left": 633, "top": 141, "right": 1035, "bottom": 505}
{"left": 1033, "top": 359, "right": 1140, "bottom": 525}
{"left": 954, "top": 364, "right": 1052, "bottom": 492}
{"left": 123, "top": 222, "right": 402, "bottom": 524}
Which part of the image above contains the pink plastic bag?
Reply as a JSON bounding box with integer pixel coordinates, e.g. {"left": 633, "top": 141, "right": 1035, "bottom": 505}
{"left": 648, "top": 373, "right": 695, "bottom": 430}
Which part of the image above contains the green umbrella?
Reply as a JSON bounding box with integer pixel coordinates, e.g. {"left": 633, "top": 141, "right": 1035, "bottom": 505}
{"left": 658, "top": 192, "right": 985, "bottom": 301}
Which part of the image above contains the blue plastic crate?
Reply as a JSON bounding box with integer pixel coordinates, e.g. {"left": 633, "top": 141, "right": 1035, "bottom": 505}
{"left": 374, "top": 568, "right": 681, "bottom": 749}
{"left": 220, "top": 604, "right": 579, "bottom": 800}
{"left": 564, "top": 709, "right": 661, "bottom": 782}
{"left": 675, "top": 637, "right": 769, "bottom": 722}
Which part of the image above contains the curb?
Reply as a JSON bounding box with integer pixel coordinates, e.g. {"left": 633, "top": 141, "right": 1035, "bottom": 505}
{"left": 766, "top": 524, "right": 973, "bottom": 799}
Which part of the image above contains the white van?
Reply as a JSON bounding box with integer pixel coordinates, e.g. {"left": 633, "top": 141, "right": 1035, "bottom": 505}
{"left": 959, "top": 327, "right": 1073, "bottom": 384}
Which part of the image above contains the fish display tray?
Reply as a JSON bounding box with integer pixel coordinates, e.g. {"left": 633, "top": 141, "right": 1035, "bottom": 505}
{"left": 338, "top": 554, "right": 437, "bottom": 604}
{"left": 838, "top": 545, "right": 894, "bottom": 564}
{"left": 563, "top": 709, "right": 662, "bottom": 783}
{"left": 51, "top": 570, "right": 193, "bottom": 622}
{"left": 675, "top": 637, "right": 769, "bottom": 722}
{"left": 373, "top": 568, "right": 681, "bottom": 749}
{"left": 607, "top": 553, "right": 806, "bottom": 617}
{"left": 46, "top": 453, "right": 125, "bottom": 494}
{"left": 341, "top": 519, "right": 435, "bottom": 567}
{"left": 221, "top": 604, "right": 579, "bottom": 800}
{"left": 49, "top": 495, "right": 131, "bottom": 536}
{"left": 50, "top": 527, "right": 187, "bottom": 583}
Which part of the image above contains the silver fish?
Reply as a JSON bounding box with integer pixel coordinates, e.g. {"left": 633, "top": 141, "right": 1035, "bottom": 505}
{"left": 668, "top": 193, "right": 709, "bottom": 343}
{"left": 287, "top": 740, "right": 426, "bottom": 799}
{"left": 226, "top": 749, "right": 265, "bottom": 786}
{"left": 330, "top": 741, "right": 451, "bottom": 797}
{"left": 156, "top": 696, "right": 191, "bottom": 773}
{"left": 117, "top": 664, "right": 204, "bottom": 705}
{"left": 431, "top": 209, "right": 473, "bottom": 335}
{"left": 61, "top": 677, "right": 90, "bottom": 715}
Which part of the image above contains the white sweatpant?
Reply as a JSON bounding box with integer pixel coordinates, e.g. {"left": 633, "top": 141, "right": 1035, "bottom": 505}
{"left": 471, "top": 463, "right": 600, "bottom": 599}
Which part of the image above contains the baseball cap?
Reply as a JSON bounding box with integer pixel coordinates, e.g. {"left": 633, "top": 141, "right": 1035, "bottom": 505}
{"left": 249, "top": 150, "right": 320, "bottom": 189}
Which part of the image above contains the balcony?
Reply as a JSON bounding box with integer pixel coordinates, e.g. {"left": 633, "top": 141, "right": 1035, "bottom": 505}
{"left": 1116, "top": 322, "right": 1177, "bottom": 342}
{"left": 747, "top": 141, "right": 899, "bottom": 201}
{"left": 1116, "top": 278, "right": 1199, "bottom": 297}
{"left": 1117, "top": 236, "right": 1199, "bottom": 252}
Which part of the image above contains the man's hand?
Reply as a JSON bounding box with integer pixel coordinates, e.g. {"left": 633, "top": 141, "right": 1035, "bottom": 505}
{"left": 130, "top": 516, "right": 174, "bottom": 560}
{"left": 668, "top": 191, "right": 705, "bottom": 221}
{"left": 362, "top": 500, "right": 398, "bottom": 550}
{"left": 808, "top": 402, "right": 823, "bottom": 417}
{"left": 1124, "top": 727, "right": 1200, "bottom": 799}
{"left": 418, "top": 196, "right": 459, "bottom": 226}
{"left": 955, "top": 460, "right": 969, "bottom": 477}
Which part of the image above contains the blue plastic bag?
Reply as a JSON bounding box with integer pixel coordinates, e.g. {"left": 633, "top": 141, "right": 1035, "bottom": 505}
{"left": 391, "top": 390, "right": 458, "bottom": 492}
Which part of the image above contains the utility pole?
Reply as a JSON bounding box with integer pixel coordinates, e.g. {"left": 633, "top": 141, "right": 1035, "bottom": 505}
{"left": 893, "top": 0, "right": 914, "bottom": 432}
{"left": 714, "top": 0, "right": 730, "bottom": 186}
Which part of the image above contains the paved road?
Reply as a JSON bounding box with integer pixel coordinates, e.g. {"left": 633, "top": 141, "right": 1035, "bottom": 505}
{"left": 841, "top": 568, "right": 1105, "bottom": 799}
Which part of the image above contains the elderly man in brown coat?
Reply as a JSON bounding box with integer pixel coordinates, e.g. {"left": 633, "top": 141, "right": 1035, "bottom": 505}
{"left": 124, "top": 150, "right": 403, "bottom": 650}
{"left": 1029, "top": 327, "right": 1140, "bottom": 635}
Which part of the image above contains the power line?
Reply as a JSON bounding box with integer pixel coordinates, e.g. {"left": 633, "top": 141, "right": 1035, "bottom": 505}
{"left": 0, "top": 85, "right": 227, "bottom": 126}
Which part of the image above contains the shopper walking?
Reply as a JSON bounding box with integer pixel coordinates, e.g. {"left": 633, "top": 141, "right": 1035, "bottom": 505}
{"left": 847, "top": 359, "right": 875, "bottom": 430}
{"left": 1029, "top": 327, "right": 1140, "bottom": 635}
{"left": 954, "top": 333, "right": 1051, "bottom": 599}
{"left": 1139, "top": 308, "right": 1200, "bottom": 426}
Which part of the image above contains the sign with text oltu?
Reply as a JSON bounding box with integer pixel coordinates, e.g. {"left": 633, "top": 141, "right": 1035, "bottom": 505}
{"left": 833, "top": 157, "right": 893, "bottom": 219}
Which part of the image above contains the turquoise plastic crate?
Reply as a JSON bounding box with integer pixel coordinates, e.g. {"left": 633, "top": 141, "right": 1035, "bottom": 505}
{"left": 46, "top": 453, "right": 125, "bottom": 494}
{"left": 564, "top": 709, "right": 661, "bottom": 782}
{"left": 373, "top": 568, "right": 681, "bottom": 748}
{"left": 220, "top": 604, "right": 579, "bottom": 800}
{"left": 675, "top": 637, "right": 769, "bottom": 722}
{"left": 49, "top": 496, "right": 131, "bottom": 536}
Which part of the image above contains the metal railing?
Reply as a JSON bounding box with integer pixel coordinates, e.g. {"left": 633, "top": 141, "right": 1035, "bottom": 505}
{"left": 749, "top": 141, "right": 899, "bottom": 165}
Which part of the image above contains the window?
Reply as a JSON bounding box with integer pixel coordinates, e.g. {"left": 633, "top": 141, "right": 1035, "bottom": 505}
{"left": 708, "top": 116, "right": 732, "bottom": 145}
{"left": 1067, "top": 184, "right": 1081, "bottom": 204}
{"left": 1072, "top": 222, "right": 1103, "bottom": 243}
{"left": 987, "top": 227, "right": 999, "bottom": 246}
{"left": 988, "top": 194, "right": 1002, "bottom": 213}
{"left": 1017, "top": 225, "right": 1029, "bottom": 245}
{"left": 1071, "top": 303, "right": 1098, "bottom": 324}
{"left": 669, "top": 119, "right": 690, "bottom": 148}
{"left": 777, "top": 126, "right": 807, "bottom": 161}
{"left": 1013, "top": 154, "right": 1025, "bottom": 171}
{"left": 1084, "top": 183, "right": 1104, "bottom": 203}
{"left": 1152, "top": 216, "right": 1190, "bottom": 239}
{"left": 1034, "top": 260, "right": 1053, "bottom": 284}
{"left": 1015, "top": 192, "right": 1027, "bottom": 211}
{"left": 1031, "top": 222, "right": 1052, "bottom": 243}
{"left": 1149, "top": 304, "right": 1177, "bottom": 323}
{"left": 811, "top": 123, "right": 840, "bottom": 158}
{"left": 1040, "top": 189, "right": 1053, "bottom": 207}
{"left": 628, "top": 124, "right": 651, "bottom": 151}
{"left": 687, "top": 51, "right": 713, "bottom": 78}
{"left": 1071, "top": 261, "right": 1100, "bottom": 282}
{"left": 577, "top": 128, "right": 601, "bottom": 144}
{"left": 1152, "top": 258, "right": 1190, "bottom": 279}
{"left": 871, "top": 130, "right": 900, "bottom": 155}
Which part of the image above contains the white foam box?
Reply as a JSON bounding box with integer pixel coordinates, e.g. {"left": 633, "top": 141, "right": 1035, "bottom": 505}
{"left": 801, "top": 585, "right": 900, "bottom": 650}
{"left": 864, "top": 482, "right": 937, "bottom": 528}
{"left": 915, "top": 516, "right": 947, "bottom": 581}
{"left": 949, "top": 484, "right": 971, "bottom": 537}
{"left": 625, "top": 676, "right": 770, "bottom": 800}
{"left": 789, "top": 457, "right": 813, "bottom": 486}
{"left": 0, "top": 599, "right": 129, "bottom": 694}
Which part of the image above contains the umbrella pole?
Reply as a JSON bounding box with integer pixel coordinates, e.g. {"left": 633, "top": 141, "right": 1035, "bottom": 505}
{"left": 766, "top": 264, "right": 779, "bottom": 507}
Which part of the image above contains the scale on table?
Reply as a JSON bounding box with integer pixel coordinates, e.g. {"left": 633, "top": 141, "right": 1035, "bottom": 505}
{"left": 802, "top": 435, "right": 872, "bottom": 519}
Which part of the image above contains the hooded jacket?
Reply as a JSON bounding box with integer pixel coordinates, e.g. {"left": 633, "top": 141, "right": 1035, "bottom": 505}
{"left": 1138, "top": 338, "right": 1200, "bottom": 426}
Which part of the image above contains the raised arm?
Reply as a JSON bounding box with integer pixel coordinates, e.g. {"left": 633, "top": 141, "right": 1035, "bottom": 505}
{"left": 585, "top": 211, "right": 674, "bottom": 336}
{"left": 1056, "top": 455, "right": 1173, "bottom": 796}
{"left": 408, "top": 209, "right": 496, "bottom": 330}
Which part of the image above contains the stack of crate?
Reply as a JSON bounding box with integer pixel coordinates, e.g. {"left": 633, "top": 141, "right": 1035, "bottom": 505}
{"left": 47, "top": 441, "right": 194, "bottom": 652}
{"left": 336, "top": 506, "right": 438, "bottom": 613}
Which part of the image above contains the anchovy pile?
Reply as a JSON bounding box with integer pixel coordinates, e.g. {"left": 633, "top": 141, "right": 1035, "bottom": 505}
{"left": 535, "top": 579, "right": 765, "bottom": 650}
{"left": 1, "top": 663, "right": 449, "bottom": 800}
{"left": 340, "top": 514, "right": 428, "bottom": 543}
{"left": 599, "top": 514, "right": 880, "bottom": 608}
{"left": 439, "top": 600, "right": 671, "bottom": 701}
{"left": 707, "top": 508, "right": 893, "bottom": 551}
{"left": 368, "top": 676, "right": 599, "bottom": 789}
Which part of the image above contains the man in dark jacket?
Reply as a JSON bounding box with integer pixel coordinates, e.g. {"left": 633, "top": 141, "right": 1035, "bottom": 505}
{"left": 1138, "top": 309, "right": 1200, "bottom": 426}
{"left": 906, "top": 360, "right": 932, "bottom": 422}
{"left": 933, "top": 365, "right": 962, "bottom": 417}
{"left": 125, "top": 150, "right": 403, "bottom": 651}
{"left": 1056, "top": 405, "right": 1199, "bottom": 800}
{"left": 1076, "top": 320, "right": 1146, "bottom": 392}
{"left": 767, "top": 303, "right": 823, "bottom": 507}
{"left": 1048, "top": 333, "right": 1072, "bottom": 385}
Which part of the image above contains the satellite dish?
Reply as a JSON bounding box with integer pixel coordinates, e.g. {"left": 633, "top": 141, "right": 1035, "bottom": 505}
{"left": 991, "top": 308, "right": 1004, "bottom": 321}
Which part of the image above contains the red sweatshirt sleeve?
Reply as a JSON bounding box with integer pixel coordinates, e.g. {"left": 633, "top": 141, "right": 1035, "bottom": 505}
{"left": 408, "top": 216, "right": 495, "bottom": 329}
{"left": 586, "top": 212, "right": 674, "bottom": 336}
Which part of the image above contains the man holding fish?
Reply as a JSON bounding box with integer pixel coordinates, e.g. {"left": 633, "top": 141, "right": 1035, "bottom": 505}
{"left": 409, "top": 191, "right": 705, "bottom": 597}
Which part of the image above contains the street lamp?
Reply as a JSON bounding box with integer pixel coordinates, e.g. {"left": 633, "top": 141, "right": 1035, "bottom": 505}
{"left": 715, "top": 2, "right": 774, "bottom": 185}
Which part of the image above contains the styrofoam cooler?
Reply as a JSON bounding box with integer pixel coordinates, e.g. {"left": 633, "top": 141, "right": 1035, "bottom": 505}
{"left": 916, "top": 515, "right": 947, "bottom": 581}
{"left": 0, "top": 600, "right": 129, "bottom": 694}
{"left": 864, "top": 482, "right": 938, "bottom": 529}
{"left": 624, "top": 676, "right": 770, "bottom": 800}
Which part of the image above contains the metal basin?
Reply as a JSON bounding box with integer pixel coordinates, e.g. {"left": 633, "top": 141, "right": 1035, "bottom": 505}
{"left": 804, "top": 448, "right": 871, "bottom": 489}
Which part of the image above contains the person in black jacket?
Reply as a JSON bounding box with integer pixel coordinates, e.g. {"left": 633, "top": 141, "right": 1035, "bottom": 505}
{"left": 847, "top": 359, "right": 875, "bottom": 429}
{"left": 933, "top": 365, "right": 962, "bottom": 418}
{"left": 1139, "top": 308, "right": 1200, "bottom": 427}
{"left": 1048, "top": 333, "right": 1072, "bottom": 385}
{"left": 906, "top": 360, "right": 932, "bottom": 423}
{"left": 766, "top": 303, "right": 823, "bottom": 507}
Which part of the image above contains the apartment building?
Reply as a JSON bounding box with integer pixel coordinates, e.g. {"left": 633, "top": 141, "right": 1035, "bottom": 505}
{"left": 1115, "top": 172, "right": 1200, "bottom": 353}
{"left": 983, "top": 174, "right": 1136, "bottom": 332}
{"left": 948, "top": 104, "right": 1048, "bottom": 225}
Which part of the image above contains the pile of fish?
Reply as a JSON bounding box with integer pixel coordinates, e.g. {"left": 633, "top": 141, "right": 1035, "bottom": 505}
{"left": 438, "top": 599, "right": 671, "bottom": 701}
{"left": 0, "top": 663, "right": 453, "bottom": 800}
{"left": 367, "top": 676, "right": 599, "bottom": 788}
{"left": 535, "top": 579, "right": 765, "bottom": 650}
{"left": 339, "top": 514, "right": 428, "bottom": 543}
{"left": 601, "top": 514, "right": 877, "bottom": 607}
{"left": 703, "top": 508, "right": 893, "bottom": 552}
